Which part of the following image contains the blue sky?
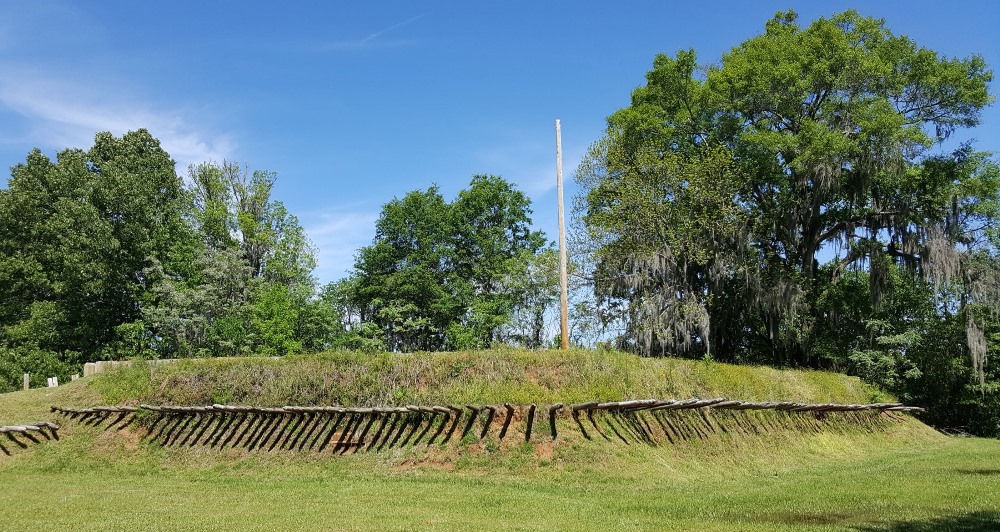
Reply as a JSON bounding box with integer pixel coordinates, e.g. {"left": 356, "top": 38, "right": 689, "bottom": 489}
{"left": 1, "top": 1, "right": 998, "bottom": 284}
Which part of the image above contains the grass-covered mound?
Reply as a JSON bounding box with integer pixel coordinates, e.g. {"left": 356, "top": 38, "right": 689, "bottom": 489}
{"left": 2, "top": 349, "right": 998, "bottom": 530}
{"left": 88, "top": 349, "right": 892, "bottom": 407}
{"left": 3, "top": 349, "right": 913, "bottom": 453}
{"left": 1, "top": 349, "right": 937, "bottom": 471}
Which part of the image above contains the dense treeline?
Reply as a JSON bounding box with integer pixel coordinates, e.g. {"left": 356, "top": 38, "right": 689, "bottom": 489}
{"left": 0, "top": 132, "right": 554, "bottom": 390}
{"left": 331, "top": 176, "right": 556, "bottom": 352}
{"left": 1, "top": 10, "right": 996, "bottom": 438}
{"left": 574, "top": 10, "right": 999, "bottom": 436}
{"left": 0, "top": 131, "right": 331, "bottom": 386}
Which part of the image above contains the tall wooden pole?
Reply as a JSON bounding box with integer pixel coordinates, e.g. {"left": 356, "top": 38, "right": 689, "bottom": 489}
{"left": 556, "top": 119, "right": 569, "bottom": 350}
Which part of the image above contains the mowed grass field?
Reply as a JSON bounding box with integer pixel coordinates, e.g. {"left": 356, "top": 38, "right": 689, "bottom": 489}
{"left": 1, "top": 351, "right": 998, "bottom": 531}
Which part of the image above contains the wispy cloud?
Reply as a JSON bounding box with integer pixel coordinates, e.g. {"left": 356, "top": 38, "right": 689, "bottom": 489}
{"left": 322, "top": 13, "right": 427, "bottom": 50}
{"left": 301, "top": 209, "right": 380, "bottom": 283}
{"left": 361, "top": 13, "right": 426, "bottom": 45}
{"left": 0, "top": 2, "right": 231, "bottom": 165}
{"left": 0, "top": 68, "right": 235, "bottom": 169}
{"left": 472, "top": 136, "right": 588, "bottom": 198}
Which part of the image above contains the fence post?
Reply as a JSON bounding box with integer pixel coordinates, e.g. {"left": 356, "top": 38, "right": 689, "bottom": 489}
{"left": 23, "top": 373, "right": 29, "bottom": 391}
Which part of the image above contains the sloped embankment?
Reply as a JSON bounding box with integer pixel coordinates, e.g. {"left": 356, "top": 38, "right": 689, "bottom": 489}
{"left": 37, "top": 350, "right": 934, "bottom": 459}
{"left": 5, "top": 349, "right": 940, "bottom": 463}
{"left": 90, "top": 349, "right": 894, "bottom": 407}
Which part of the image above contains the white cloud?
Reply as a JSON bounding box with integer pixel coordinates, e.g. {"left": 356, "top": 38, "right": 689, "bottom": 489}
{"left": 0, "top": 68, "right": 235, "bottom": 170}
{"left": 0, "top": 2, "right": 233, "bottom": 167}
{"left": 300, "top": 209, "right": 379, "bottom": 284}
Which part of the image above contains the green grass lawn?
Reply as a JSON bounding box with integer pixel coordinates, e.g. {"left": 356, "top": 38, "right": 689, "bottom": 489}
{"left": 2, "top": 411, "right": 997, "bottom": 532}
{"left": 1, "top": 353, "right": 997, "bottom": 531}
{"left": 1, "top": 433, "right": 998, "bottom": 531}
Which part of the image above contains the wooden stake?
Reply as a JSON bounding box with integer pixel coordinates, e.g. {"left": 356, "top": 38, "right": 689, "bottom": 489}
{"left": 525, "top": 404, "right": 536, "bottom": 442}
{"left": 548, "top": 403, "right": 563, "bottom": 439}
{"left": 557, "top": 119, "right": 569, "bottom": 350}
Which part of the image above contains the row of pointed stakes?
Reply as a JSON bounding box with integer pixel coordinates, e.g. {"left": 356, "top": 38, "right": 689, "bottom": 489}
{"left": 48, "top": 398, "right": 923, "bottom": 453}
{"left": 0, "top": 422, "right": 60, "bottom": 455}
{"left": 51, "top": 403, "right": 532, "bottom": 453}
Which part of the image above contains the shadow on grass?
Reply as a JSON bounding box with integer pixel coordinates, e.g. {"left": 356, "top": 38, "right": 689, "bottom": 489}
{"left": 957, "top": 468, "right": 1000, "bottom": 476}
{"left": 55, "top": 404, "right": 911, "bottom": 455}
{"left": 764, "top": 512, "right": 853, "bottom": 526}
{"left": 853, "top": 511, "right": 1000, "bottom": 531}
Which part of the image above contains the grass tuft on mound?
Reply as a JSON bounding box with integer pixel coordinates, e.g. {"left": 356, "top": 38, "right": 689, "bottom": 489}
{"left": 86, "top": 349, "right": 891, "bottom": 408}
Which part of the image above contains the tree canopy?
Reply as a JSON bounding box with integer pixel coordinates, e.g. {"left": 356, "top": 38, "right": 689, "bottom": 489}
{"left": 576, "top": 10, "right": 999, "bottom": 433}
{"left": 342, "top": 175, "right": 549, "bottom": 352}
{"left": 0, "top": 134, "right": 553, "bottom": 388}
{"left": 0, "top": 134, "right": 329, "bottom": 389}
{"left": 0, "top": 130, "right": 190, "bottom": 358}
{"left": 578, "top": 10, "right": 995, "bottom": 361}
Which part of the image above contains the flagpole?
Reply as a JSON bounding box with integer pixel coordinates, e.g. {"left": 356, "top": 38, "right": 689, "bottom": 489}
{"left": 557, "top": 119, "right": 569, "bottom": 350}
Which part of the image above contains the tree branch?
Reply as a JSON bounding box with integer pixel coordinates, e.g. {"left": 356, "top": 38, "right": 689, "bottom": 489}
{"left": 818, "top": 210, "right": 900, "bottom": 244}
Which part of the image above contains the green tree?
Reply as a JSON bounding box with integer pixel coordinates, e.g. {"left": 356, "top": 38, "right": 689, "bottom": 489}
{"left": 452, "top": 175, "right": 547, "bottom": 346}
{"left": 0, "top": 130, "right": 192, "bottom": 363}
{"left": 504, "top": 249, "right": 561, "bottom": 348}
{"left": 346, "top": 176, "right": 547, "bottom": 351}
{"left": 142, "top": 246, "right": 253, "bottom": 357}
{"left": 579, "top": 142, "right": 750, "bottom": 355}
{"left": 187, "top": 162, "right": 316, "bottom": 285}
{"left": 577, "top": 10, "right": 996, "bottom": 366}
{"left": 143, "top": 161, "right": 321, "bottom": 358}
{"left": 0, "top": 135, "right": 329, "bottom": 389}
{"left": 350, "top": 186, "right": 457, "bottom": 351}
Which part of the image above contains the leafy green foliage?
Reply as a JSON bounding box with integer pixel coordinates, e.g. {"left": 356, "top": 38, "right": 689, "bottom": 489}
{"left": 0, "top": 135, "right": 334, "bottom": 388}
{"left": 343, "top": 176, "right": 547, "bottom": 351}
{"left": 141, "top": 161, "right": 324, "bottom": 358}
{"left": 452, "top": 175, "right": 549, "bottom": 345}
{"left": 0, "top": 345, "right": 77, "bottom": 392}
{"left": 0, "top": 130, "right": 191, "bottom": 361}
{"left": 579, "top": 10, "right": 996, "bottom": 361}
{"left": 575, "top": 10, "right": 999, "bottom": 435}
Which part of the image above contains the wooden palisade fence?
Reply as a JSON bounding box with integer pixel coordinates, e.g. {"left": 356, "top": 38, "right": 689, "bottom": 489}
{"left": 49, "top": 398, "right": 924, "bottom": 454}
{"left": 0, "top": 422, "right": 60, "bottom": 455}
